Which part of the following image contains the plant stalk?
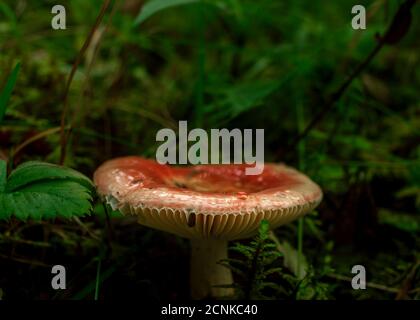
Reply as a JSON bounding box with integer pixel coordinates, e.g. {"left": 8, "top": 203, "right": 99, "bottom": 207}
{"left": 190, "top": 238, "right": 233, "bottom": 299}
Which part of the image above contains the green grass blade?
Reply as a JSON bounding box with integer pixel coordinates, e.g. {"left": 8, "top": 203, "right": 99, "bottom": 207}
{"left": 94, "top": 255, "right": 102, "bottom": 300}
{"left": 0, "top": 160, "right": 6, "bottom": 193}
{"left": 0, "top": 3, "right": 17, "bottom": 33}
{"left": 134, "top": 0, "right": 200, "bottom": 26}
{"left": 0, "top": 62, "right": 20, "bottom": 123}
{"left": 296, "top": 96, "right": 305, "bottom": 280}
{"left": 72, "top": 265, "right": 116, "bottom": 300}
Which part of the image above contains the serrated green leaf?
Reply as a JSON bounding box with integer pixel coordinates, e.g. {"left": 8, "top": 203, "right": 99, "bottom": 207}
{"left": 0, "top": 62, "right": 20, "bottom": 123}
{"left": 6, "top": 161, "right": 93, "bottom": 192}
{"left": 0, "top": 161, "right": 94, "bottom": 221}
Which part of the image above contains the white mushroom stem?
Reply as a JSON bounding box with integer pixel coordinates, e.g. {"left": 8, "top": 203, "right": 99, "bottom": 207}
{"left": 190, "top": 238, "right": 234, "bottom": 299}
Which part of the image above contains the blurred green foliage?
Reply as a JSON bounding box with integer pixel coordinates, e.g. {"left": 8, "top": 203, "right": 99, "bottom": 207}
{"left": 0, "top": 0, "right": 419, "bottom": 300}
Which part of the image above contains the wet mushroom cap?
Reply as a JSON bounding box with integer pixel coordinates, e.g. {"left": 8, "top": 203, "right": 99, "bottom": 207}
{"left": 94, "top": 156, "right": 322, "bottom": 240}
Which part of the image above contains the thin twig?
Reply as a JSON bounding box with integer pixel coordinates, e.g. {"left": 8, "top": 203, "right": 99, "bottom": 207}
{"left": 327, "top": 273, "right": 399, "bottom": 294}
{"left": 280, "top": 0, "right": 416, "bottom": 157}
{"left": 11, "top": 126, "right": 68, "bottom": 158}
{"left": 72, "top": 0, "right": 120, "bottom": 127}
{"left": 59, "top": 0, "right": 113, "bottom": 165}
{"left": 0, "top": 253, "right": 50, "bottom": 267}
{"left": 284, "top": 41, "right": 383, "bottom": 156}
{"left": 73, "top": 217, "right": 101, "bottom": 241}
{"left": 0, "top": 234, "right": 52, "bottom": 248}
{"left": 396, "top": 260, "right": 420, "bottom": 300}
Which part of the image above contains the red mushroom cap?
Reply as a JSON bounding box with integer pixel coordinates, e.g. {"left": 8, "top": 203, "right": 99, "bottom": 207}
{"left": 94, "top": 156, "right": 322, "bottom": 240}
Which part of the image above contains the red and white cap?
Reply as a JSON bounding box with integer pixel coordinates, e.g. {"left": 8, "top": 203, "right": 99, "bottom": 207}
{"left": 94, "top": 156, "right": 322, "bottom": 240}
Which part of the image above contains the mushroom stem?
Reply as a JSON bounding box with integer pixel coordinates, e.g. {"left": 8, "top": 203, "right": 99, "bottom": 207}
{"left": 190, "top": 238, "right": 234, "bottom": 299}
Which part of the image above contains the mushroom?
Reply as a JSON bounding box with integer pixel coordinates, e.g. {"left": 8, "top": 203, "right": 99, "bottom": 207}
{"left": 94, "top": 156, "right": 322, "bottom": 299}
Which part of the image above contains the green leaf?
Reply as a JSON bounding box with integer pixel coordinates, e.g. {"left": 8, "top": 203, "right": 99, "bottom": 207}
{"left": 0, "top": 62, "right": 20, "bottom": 123}
{"left": 258, "top": 282, "right": 288, "bottom": 295}
{"left": 0, "top": 161, "right": 95, "bottom": 221}
{"left": 218, "top": 259, "right": 247, "bottom": 279}
{"left": 0, "top": 160, "right": 6, "bottom": 193}
{"left": 134, "top": 0, "right": 201, "bottom": 26}
{"left": 258, "top": 219, "right": 270, "bottom": 240}
{"left": 207, "top": 80, "right": 281, "bottom": 122}
{"left": 6, "top": 161, "right": 93, "bottom": 192}
{"left": 378, "top": 209, "right": 419, "bottom": 233}
{"left": 276, "top": 240, "right": 308, "bottom": 279}
{"left": 0, "top": 3, "right": 17, "bottom": 31}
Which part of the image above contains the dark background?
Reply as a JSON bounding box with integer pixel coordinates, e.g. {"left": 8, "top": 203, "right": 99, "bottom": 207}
{"left": 0, "top": 0, "right": 419, "bottom": 300}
